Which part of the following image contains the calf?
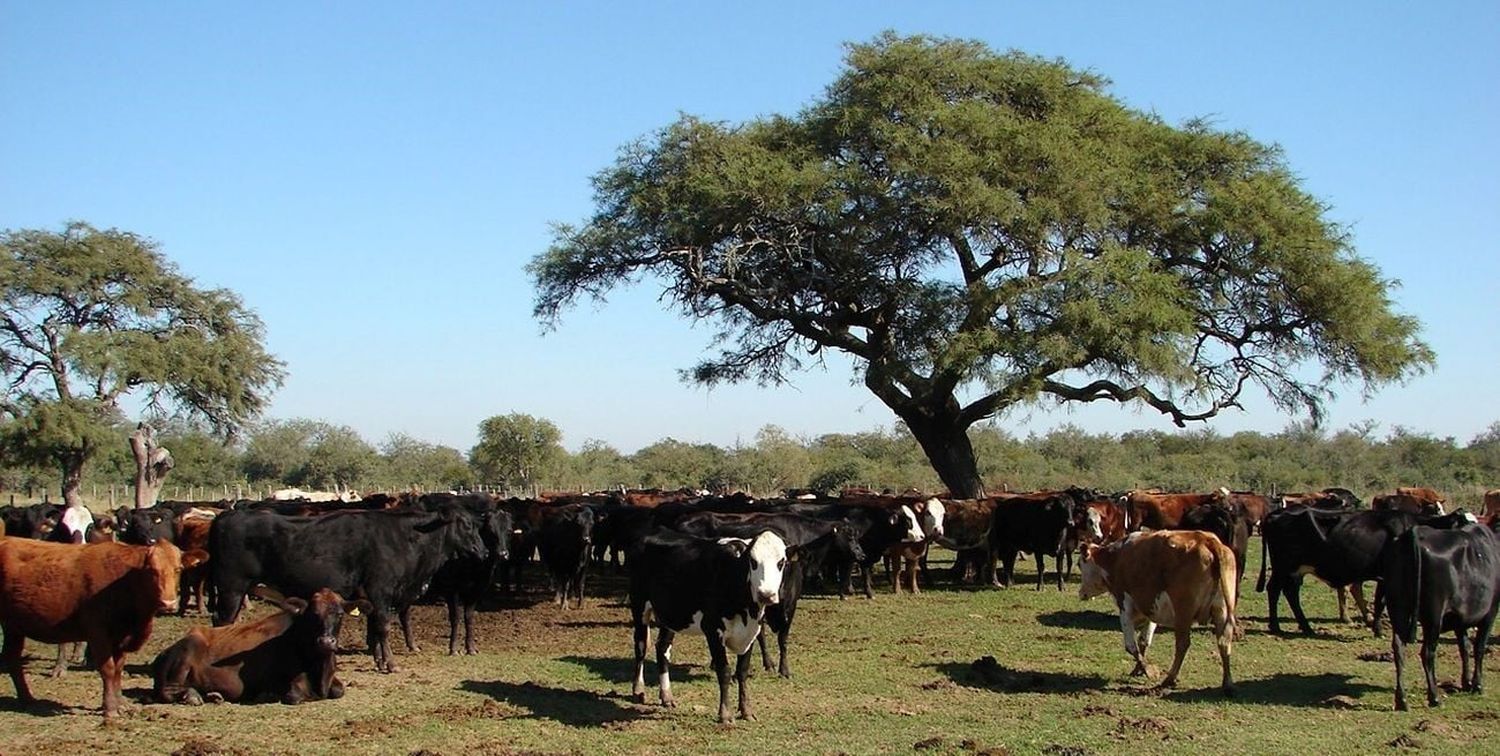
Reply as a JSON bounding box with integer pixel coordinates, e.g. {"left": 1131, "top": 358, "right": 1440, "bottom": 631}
{"left": 0, "top": 539, "right": 194, "bottom": 716}
{"left": 1079, "top": 531, "right": 1237, "bottom": 694}
{"left": 628, "top": 529, "right": 793, "bottom": 723}
{"left": 153, "top": 587, "right": 370, "bottom": 705}
{"left": 1387, "top": 523, "right": 1500, "bottom": 710}
{"left": 537, "top": 504, "right": 595, "bottom": 608}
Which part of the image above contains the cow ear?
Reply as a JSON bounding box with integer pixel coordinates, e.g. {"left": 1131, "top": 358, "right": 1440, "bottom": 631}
{"left": 283, "top": 597, "right": 309, "bottom": 615}
{"left": 1082, "top": 545, "right": 1098, "bottom": 564}
{"left": 344, "top": 599, "right": 374, "bottom": 616}
{"left": 722, "top": 540, "right": 748, "bottom": 558}
{"left": 182, "top": 549, "right": 210, "bottom": 569}
{"left": 786, "top": 544, "right": 801, "bottom": 563}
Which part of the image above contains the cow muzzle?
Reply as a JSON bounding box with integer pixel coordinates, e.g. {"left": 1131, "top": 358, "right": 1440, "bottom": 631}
{"left": 756, "top": 589, "right": 780, "bottom": 606}
{"left": 158, "top": 597, "right": 180, "bottom": 613}
{"left": 318, "top": 635, "right": 339, "bottom": 653}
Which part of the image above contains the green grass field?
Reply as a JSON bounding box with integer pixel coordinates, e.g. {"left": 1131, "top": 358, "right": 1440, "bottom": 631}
{"left": 1, "top": 540, "right": 1495, "bottom": 755}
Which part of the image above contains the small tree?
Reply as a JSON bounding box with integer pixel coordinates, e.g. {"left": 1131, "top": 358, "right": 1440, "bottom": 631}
{"left": 469, "top": 413, "right": 564, "bottom": 491}
{"left": 530, "top": 33, "right": 1433, "bottom": 497}
{"left": 1, "top": 223, "right": 284, "bottom": 507}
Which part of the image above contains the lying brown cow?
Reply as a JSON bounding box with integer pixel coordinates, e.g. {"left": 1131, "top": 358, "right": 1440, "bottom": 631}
{"left": 153, "top": 586, "right": 369, "bottom": 705}
{"left": 0, "top": 538, "right": 196, "bottom": 716}
{"left": 1080, "top": 531, "right": 1238, "bottom": 694}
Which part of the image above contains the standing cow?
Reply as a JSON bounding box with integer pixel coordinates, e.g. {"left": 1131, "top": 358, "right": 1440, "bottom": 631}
{"left": 0, "top": 539, "right": 195, "bottom": 716}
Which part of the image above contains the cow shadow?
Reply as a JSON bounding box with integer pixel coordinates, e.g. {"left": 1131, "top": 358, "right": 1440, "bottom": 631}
{"left": 553, "top": 618, "right": 630, "bottom": 629}
{"left": 557, "top": 655, "right": 706, "bottom": 686}
{"left": 1035, "top": 610, "right": 1118, "bottom": 632}
{"left": 457, "top": 679, "right": 647, "bottom": 727}
{"left": 0, "top": 697, "right": 72, "bottom": 717}
{"left": 923, "top": 658, "right": 1109, "bottom": 694}
{"left": 1162, "top": 672, "right": 1384, "bottom": 707}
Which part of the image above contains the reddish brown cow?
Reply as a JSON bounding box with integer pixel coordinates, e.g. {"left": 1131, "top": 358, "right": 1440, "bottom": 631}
{"left": 153, "top": 587, "right": 369, "bottom": 705}
{"left": 937, "top": 498, "right": 1000, "bottom": 584}
{"left": 1395, "top": 487, "right": 1446, "bottom": 508}
{"left": 1075, "top": 497, "right": 1129, "bottom": 549}
{"left": 1225, "top": 491, "right": 1270, "bottom": 532}
{"left": 1121, "top": 489, "right": 1229, "bottom": 531}
{"left": 0, "top": 538, "right": 200, "bottom": 716}
{"left": 174, "top": 516, "right": 215, "bottom": 615}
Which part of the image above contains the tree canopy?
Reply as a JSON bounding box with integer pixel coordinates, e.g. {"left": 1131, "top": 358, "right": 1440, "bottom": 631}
{"left": 1, "top": 222, "right": 284, "bottom": 505}
{"left": 468, "top": 413, "right": 565, "bottom": 491}
{"left": 530, "top": 33, "right": 1433, "bottom": 496}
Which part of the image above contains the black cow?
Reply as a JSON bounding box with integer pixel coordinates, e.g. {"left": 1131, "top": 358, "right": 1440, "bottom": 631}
{"left": 0, "top": 503, "right": 62, "bottom": 539}
{"left": 115, "top": 505, "right": 178, "bottom": 545}
{"left": 402, "top": 494, "right": 514, "bottom": 655}
{"left": 537, "top": 504, "right": 594, "bottom": 608}
{"left": 989, "top": 492, "right": 1074, "bottom": 590}
{"left": 628, "top": 528, "right": 793, "bottom": 723}
{"left": 674, "top": 510, "right": 865, "bottom": 678}
{"left": 788, "top": 502, "right": 922, "bottom": 599}
{"left": 207, "top": 505, "right": 486, "bottom": 672}
{"left": 1387, "top": 522, "right": 1500, "bottom": 710}
{"left": 1179, "top": 502, "right": 1250, "bottom": 586}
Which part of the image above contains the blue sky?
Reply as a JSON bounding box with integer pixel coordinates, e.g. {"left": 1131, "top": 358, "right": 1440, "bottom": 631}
{"left": 3, "top": 3, "right": 1496, "bottom": 453}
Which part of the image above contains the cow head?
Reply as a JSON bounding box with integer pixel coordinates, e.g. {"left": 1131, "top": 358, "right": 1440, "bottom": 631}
{"left": 916, "top": 498, "right": 946, "bottom": 539}
{"left": 119, "top": 507, "right": 176, "bottom": 545}
{"left": 1077, "top": 543, "right": 1119, "bottom": 601}
{"left": 723, "top": 531, "right": 794, "bottom": 606}
{"left": 1077, "top": 506, "right": 1104, "bottom": 542}
{"left": 142, "top": 540, "right": 187, "bottom": 613}
{"left": 830, "top": 523, "right": 867, "bottom": 565}
{"left": 891, "top": 505, "right": 925, "bottom": 542}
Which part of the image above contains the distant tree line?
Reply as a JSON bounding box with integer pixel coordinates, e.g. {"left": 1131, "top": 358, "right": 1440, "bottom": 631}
{"left": 2, "top": 412, "right": 1497, "bottom": 507}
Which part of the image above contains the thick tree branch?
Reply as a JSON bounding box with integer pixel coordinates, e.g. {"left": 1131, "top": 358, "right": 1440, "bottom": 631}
{"left": 1040, "top": 373, "right": 1251, "bottom": 427}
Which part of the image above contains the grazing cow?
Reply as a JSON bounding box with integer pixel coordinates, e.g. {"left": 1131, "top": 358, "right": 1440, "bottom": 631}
{"left": 536, "top": 504, "right": 595, "bottom": 608}
{"left": 628, "top": 528, "right": 793, "bottom": 723}
{"left": 674, "top": 511, "right": 864, "bottom": 677}
{"left": 0, "top": 539, "right": 196, "bottom": 716}
{"left": 1178, "top": 502, "right": 1250, "bottom": 586}
{"left": 1374, "top": 492, "right": 1444, "bottom": 516}
{"left": 989, "top": 492, "right": 1074, "bottom": 590}
{"left": 208, "top": 505, "right": 486, "bottom": 672}
{"left": 1386, "top": 523, "right": 1500, "bottom": 710}
{"left": 1121, "top": 489, "right": 1230, "bottom": 531}
{"left": 153, "top": 586, "right": 371, "bottom": 705}
{"left": 405, "top": 494, "right": 514, "bottom": 655}
{"left": 1079, "top": 531, "right": 1237, "bottom": 694}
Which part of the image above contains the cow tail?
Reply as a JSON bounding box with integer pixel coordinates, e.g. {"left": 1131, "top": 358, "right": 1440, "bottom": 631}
{"left": 1214, "top": 542, "right": 1238, "bottom": 633}
{"left": 1391, "top": 529, "right": 1421, "bottom": 644}
{"left": 1255, "top": 526, "right": 1268, "bottom": 593}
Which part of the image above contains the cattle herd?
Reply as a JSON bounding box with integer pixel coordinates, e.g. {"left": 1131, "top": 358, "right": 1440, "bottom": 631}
{"left": 0, "top": 484, "right": 1497, "bottom": 725}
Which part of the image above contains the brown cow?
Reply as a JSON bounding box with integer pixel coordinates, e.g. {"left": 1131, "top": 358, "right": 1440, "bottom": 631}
{"left": 153, "top": 586, "right": 369, "bottom": 705}
{"left": 1074, "top": 497, "right": 1129, "bottom": 550}
{"left": 1482, "top": 489, "right": 1500, "bottom": 518}
{"left": 1395, "top": 487, "right": 1446, "bottom": 508}
{"left": 936, "top": 498, "right": 1000, "bottom": 584}
{"left": 1225, "top": 491, "right": 1270, "bottom": 533}
{"left": 1080, "top": 531, "right": 1237, "bottom": 694}
{"left": 1121, "top": 489, "right": 1230, "bottom": 531}
{"left": 174, "top": 515, "right": 215, "bottom": 615}
{"left": 1374, "top": 492, "right": 1444, "bottom": 515}
{"left": 0, "top": 538, "right": 200, "bottom": 716}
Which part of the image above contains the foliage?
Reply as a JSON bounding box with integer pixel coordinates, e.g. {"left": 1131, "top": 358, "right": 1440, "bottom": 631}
{"left": 241, "top": 419, "right": 377, "bottom": 490}
{"left": 468, "top": 413, "right": 565, "bottom": 491}
{"left": 0, "top": 222, "right": 283, "bottom": 503}
{"left": 378, "top": 433, "right": 473, "bottom": 490}
{"left": 529, "top": 32, "right": 1433, "bottom": 496}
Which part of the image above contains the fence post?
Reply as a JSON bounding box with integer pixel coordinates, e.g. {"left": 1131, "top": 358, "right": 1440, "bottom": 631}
{"left": 110, "top": 486, "right": 116, "bottom": 507}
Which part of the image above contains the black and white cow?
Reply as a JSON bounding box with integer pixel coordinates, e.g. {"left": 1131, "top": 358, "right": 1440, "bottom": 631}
{"left": 628, "top": 528, "right": 793, "bottom": 723}
{"left": 1387, "top": 522, "right": 1500, "bottom": 710}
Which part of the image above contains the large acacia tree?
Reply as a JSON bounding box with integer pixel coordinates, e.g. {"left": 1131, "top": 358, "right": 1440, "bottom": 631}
{"left": 1, "top": 222, "right": 284, "bottom": 507}
{"left": 530, "top": 34, "right": 1433, "bottom": 497}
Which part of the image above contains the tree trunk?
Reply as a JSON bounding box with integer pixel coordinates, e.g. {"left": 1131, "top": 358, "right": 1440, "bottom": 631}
{"left": 60, "top": 457, "right": 85, "bottom": 509}
{"left": 900, "top": 407, "right": 985, "bottom": 499}
{"left": 131, "top": 423, "right": 174, "bottom": 509}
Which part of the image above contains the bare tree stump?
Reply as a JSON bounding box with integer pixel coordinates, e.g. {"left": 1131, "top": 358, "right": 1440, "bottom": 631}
{"left": 131, "top": 423, "right": 175, "bottom": 509}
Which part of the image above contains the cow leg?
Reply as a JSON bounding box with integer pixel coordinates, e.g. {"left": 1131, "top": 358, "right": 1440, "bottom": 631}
{"left": 51, "top": 644, "right": 68, "bottom": 678}
{"left": 885, "top": 556, "right": 899, "bottom": 594}
{"left": 1392, "top": 630, "right": 1410, "bottom": 711}
{"left": 1472, "top": 611, "right": 1498, "bottom": 694}
{"left": 656, "top": 629, "right": 677, "bottom": 708}
{"left": 1214, "top": 610, "right": 1235, "bottom": 695}
{"left": 757, "top": 621, "right": 773, "bottom": 672}
{"left": 1034, "top": 551, "right": 1046, "bottom": 591}
{"left": 706, "top": 631, "right": 732, "bottom": 724}
{"left": 735, "top": 648, "right": 755, "bottom": 721}
{"left": 1158, "top": 625, "right": 1192, "bottom": 690}
{"left": 776, "top": 623, "right": 791, "bottom": 679}
{"left": 368, "top": 610, "right": 395, "bottom": 673}
{"left": 1420, "top": 626, "right": 1441, "bottom": 707}
{"left": 630, "top": 618, "right": 649, "bottom": 704}
{"left": 463, "top": 599, "right": 479, "bottom": 656}
{"left": 398, "top": 604, "right": 420, "bottom": 652}
{"left": 1348, "top": 582, "right": 1371, "bottom": 628}
{"left": 1455, "top": 628, "right": 1473, "bottom": 692}
{"left": 907, "top": 558, "right": 920, "bottom": 595}
{"left": 575, "top": 565, "right": 587, "bottom": 609}
{"left": 1370, "top": 582, "right": 1386, "bottom": 638}
{"left": 446, "top": 596, "right": 461, "bottom": 656}
{"left": 1335, "top": 584, "right": 1349, "bottom": 623}
{"left": 1054, "top": 550, "right": 1064, "bottom": 591}
{"left": 1, "top": 625, "right": 33, "bottom": 703}
{"left": 1119, "top": 600, "right": 1150, "bottom": 677}
{"left": 90, "top": 643, "right": 122, "bottom": 717}
{"left": 1283, "top": 576, "right": 1314, "bottom": 635}
{"left": 862, "top": 562, "right": 875, "bottom": 599}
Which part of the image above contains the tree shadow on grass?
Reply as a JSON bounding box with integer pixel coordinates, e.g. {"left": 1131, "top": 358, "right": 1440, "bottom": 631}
{"left": 1163, "top": 672, "right": 1384, "bottom": 707}
{"left": 1036, "top": 609, "right": 1118, "bottom": 632}
{"left": 922, "top": 657, "right": 1109, "bottom": 694}
{"left": 457, "top": 679, "right": 647, "bottom": 727}
{"left": 557, "top": 655, "right": 707, "bottom": 686}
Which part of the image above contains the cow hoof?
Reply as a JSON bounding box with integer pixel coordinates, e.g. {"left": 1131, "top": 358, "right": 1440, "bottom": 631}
{"left": 738, "top": 711, "right": 756, "bottom": 722}
{"left": 205, "top": 691, "right": 224, "bottom": 704}
{"left": 183, "top": 689, "right": 204, "bottom": 706}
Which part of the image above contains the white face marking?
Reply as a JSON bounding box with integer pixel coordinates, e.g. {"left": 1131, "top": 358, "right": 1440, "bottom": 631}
{"left": 1463, "top": 512, "right": 1478, "bottom": 523}
{"left": 898, "top": 505, "right": 924, "bottom": 542}
{"left": 1086, "top": 508, "right": 1104, "bottom": 540}
{"left": 747, "top": 532, "right": 788, "bottom": 605}
{"left": 1436, "top": 502, "right": 1447, "bottom": 515}
{"left": 1079, "top": 560, "right": 1110, "bottom": 600}
{"left": 920, "top": 498, "right": 946, "bottom": 537}
{"left": 722, "top": 611, "right": 763, "bottom": 655}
